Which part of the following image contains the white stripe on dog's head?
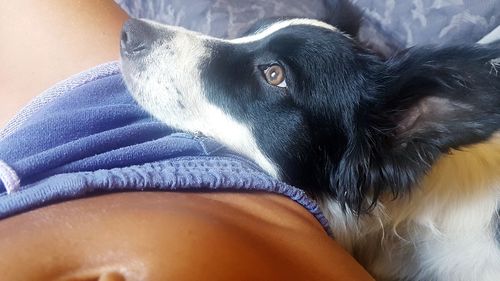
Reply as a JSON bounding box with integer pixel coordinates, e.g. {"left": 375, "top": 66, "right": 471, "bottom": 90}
{"left": 229, "top": 19, "right": 338, "bottom": 44}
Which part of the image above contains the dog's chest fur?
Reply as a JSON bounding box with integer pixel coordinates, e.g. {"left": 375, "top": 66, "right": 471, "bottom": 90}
{"left": 324, "top": 135, "right": 500, "bottom": 281}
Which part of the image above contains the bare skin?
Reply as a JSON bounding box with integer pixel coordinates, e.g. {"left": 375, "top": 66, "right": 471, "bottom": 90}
{"left": 0, "top": 1, "right": 374, "bottom": 280}
{"left": 0, "top": 0, "right": 128, "bottom": 126}
{"left": 0, "top": 192, "right": 374, "bottom": 281}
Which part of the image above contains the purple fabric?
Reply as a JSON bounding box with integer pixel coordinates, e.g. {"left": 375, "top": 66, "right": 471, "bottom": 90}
{"left": 0, "top": 62, "right": 331, "bottom": 236}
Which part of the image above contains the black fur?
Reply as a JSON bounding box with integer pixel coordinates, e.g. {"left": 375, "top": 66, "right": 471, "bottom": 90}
{"left": 246, "top": 0, "right": 397, "bottom": 59}
{"left": 322, "top": 0, "right": 402, "bottom": 58}
{"left": 322, "top": 0, "right": 363, "bottom": 37}
{"left": 201, "top": 24, "right": 500, "bottom": 212}
{"left": 341, "top": 45, "right": 500, "bottom": 211}
{"left": 246, "top": 0, "right": 363, "bottom": 39}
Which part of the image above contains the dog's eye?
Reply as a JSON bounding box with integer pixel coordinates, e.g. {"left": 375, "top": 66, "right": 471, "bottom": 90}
{"left": 263, "top": 64, "right": 287, "bottom": 88}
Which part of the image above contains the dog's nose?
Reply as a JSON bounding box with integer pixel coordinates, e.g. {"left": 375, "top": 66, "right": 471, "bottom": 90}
{"left": 120, "top": 19, "right": 157, "bottom": 56}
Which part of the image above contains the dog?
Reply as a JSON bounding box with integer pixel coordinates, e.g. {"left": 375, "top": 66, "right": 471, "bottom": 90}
{"left": 120, "top": 17, "right": 500, "bottom": 281}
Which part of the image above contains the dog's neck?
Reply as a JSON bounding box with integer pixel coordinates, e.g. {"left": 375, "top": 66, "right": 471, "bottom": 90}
{"left": 387, "top": 133, "right": 500, "bottom": 221}
{"left": 322, "top": 133, "right": 500, "bottom": 280}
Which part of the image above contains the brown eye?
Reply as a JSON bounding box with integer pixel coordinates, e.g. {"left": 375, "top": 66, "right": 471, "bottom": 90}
{"left": 263, "top": 64, "right": 287, "bottom": 88}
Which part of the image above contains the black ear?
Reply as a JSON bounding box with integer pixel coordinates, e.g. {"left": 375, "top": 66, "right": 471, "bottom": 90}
{"left": 322, "top": 0, "right": 362, "bottom": 37}
{"left": 381, "top": 46, "right": 500, "bottom": 151}
{"left": 323, "top": 0, "right": 403, "bottom": 58}
{"left": 334, "top": 45, "right": 500, "bottom": 212}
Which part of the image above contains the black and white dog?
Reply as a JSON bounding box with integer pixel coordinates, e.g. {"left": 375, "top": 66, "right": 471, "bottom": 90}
{"left": 120, "top": 17, "right": 500, "bottom": 281}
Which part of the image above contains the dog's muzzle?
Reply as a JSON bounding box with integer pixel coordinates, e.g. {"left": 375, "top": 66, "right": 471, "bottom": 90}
{"left": 120, "top": 18, "right": 172, "bottom": 58}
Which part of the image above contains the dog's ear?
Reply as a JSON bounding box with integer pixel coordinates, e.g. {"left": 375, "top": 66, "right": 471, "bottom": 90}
{"left": 334, "top": 45, "right": 500, "bottom": 212}
{"left": 323, "top": 0, "right": 402, "bottom": 58}
{"left": 381, "top": 47, "right": 500, "bottom": 147}
{"left": 322, "top": 0, "right": 362, "bottom": 37}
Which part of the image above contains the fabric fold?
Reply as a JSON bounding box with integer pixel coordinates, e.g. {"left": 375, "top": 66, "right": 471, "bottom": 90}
{"left": 0, "top": 62, "right": 332, "bottom": 236}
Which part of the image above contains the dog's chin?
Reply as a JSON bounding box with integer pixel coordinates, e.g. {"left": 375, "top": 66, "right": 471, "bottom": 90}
{"left": 120, "top": 59, "right": 184, "bottom": 132}
{"left": 119, "top": 59, "right": 280, "bottom": 178}
{"left": 120, "top": 61, "right": 146, "bottom": 101}
{"left": 120, "top": 58, "right": 137, "bottom": 96}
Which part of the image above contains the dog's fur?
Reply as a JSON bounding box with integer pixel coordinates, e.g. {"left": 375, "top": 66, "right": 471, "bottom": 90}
{"left": 120, "top": 16, "right": 500, "bottom": 281}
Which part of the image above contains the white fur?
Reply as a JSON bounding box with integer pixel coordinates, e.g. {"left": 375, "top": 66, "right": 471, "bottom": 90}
{"left": 489, "top": 58, "right": 500, "bottom": 76}
{"left": 478, "top": 25, "right": 500, "bottom": 45}
{"left": 229, "top": 19, "right": 338, "bottom": 44}
{"left": 324, "top": 135, "right": 500, "bottom": 281}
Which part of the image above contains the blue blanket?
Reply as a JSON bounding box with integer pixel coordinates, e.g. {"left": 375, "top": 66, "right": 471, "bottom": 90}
{"left": 0, "top": 62, "right": 330, "bottom": 234}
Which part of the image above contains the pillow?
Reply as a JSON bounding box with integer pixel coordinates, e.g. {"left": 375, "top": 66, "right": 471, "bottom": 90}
{"left": 115, "top": 0, "right": 327, "bottom": 38}
{"left": 353, "top": 0, "right": 500, "bottom": 46}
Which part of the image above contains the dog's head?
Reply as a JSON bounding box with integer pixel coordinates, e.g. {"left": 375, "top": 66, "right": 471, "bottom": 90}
{"left": 121, "top": 18, "right": 500, "bottom": 212}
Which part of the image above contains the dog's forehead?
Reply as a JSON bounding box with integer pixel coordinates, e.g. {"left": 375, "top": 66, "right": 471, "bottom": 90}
{"left": 229, "top": 19, "right": 338, "bottom": 44}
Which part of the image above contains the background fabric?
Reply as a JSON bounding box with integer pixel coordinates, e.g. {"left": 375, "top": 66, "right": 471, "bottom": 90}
{"left": 353, "top": 0, "right": 500, "bottom": 47}
{"left": 116, "top": 0, "right": 500, "bottom": 57}
{"left": 115, "top": 0, "right": 327, "bottom": 38}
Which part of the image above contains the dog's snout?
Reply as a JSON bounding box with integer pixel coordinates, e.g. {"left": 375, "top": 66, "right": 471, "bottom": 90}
{"left": 120, "top": 19, "right": 159, "bottom": 56}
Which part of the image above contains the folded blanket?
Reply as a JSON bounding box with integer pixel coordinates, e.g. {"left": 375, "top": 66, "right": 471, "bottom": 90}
{"left": 0, "top": 62, "right": 331, "bottom": 235}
